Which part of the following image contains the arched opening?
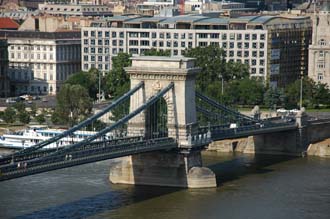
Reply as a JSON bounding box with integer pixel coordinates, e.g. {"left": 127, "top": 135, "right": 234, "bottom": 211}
{"left": 145, "top": 97, "right": 168, "bottom": 139}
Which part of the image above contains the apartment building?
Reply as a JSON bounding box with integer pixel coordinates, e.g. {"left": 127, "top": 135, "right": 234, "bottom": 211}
{"left": 308, "top": 4, "right": 330, "bottom": 85}
{"left": 81, "top": 14, "right": 311, "bottom": 87}
{"left": 0, "top": 31, "right": 81, "bottom": 96}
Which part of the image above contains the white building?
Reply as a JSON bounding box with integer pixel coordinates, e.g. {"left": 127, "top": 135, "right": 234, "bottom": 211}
{"left": 1, "top": 31, "right": 81, "bottom": 95}
{"left": 81, "top": 15, "right": 311, "bottom": 87}
{"left": 308, "top": 3, "right": 330, "bottom": 85}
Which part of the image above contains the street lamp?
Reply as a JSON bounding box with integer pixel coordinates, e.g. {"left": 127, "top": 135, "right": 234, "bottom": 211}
{"left": 299, "top": 73, "right": 303, "bottom": 110}
{"left": 98, "top": 70, "right": 101, "bottom": 103}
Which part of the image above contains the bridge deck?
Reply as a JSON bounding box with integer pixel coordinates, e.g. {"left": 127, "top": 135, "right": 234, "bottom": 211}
{"left": 0, "top": 137, "right": 177, "bottom": 182}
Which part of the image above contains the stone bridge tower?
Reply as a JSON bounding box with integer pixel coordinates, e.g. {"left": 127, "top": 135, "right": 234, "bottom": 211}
{"left": 109, "top": 56, "right": 216, "bottom": 188}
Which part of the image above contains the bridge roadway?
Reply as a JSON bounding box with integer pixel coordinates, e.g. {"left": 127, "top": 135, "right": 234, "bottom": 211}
{"left": 0, "top": 137, "right": 177, "bottom": 182}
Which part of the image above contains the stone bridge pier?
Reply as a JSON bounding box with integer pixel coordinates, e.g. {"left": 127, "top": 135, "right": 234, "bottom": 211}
{"left": 109, "top": 56, "right": 216, "bottom": 188}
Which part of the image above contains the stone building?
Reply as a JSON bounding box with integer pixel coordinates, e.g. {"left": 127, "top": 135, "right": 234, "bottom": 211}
{"left": 81, "top": 14, "right": 311, "bottom": 87}
{"left": 308, "top": 3, "right": 330, "bottom": 85}
{"left": 0, "top": 30, "right": 81, "bottom": 96}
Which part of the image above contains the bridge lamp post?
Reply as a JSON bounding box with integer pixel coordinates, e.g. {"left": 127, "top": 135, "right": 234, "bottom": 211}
{"left": 300, "top": 73, "right": 303, "bottom": 110}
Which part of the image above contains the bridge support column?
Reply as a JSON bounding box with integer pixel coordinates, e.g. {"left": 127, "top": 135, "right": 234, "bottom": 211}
{"left": 109, "top": 151, "right": 216, "bottom": 188}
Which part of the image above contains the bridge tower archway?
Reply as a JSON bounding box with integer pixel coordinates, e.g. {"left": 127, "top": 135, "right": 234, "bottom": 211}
{"left": 126, "top": 56, "right": 200, "bottom": 146}
{"left": 110, "top": 56, "right": 216, "bottom": 188}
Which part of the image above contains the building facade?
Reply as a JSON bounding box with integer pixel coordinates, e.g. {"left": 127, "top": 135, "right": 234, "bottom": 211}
{"left": 0, "top": 31, "right": 81, "bottom": 96}
{"left": 81, "top": 15, "right": 311, "bottom": 87}
{"left": 308, "top": 5, "right": 330, "bottom": 85}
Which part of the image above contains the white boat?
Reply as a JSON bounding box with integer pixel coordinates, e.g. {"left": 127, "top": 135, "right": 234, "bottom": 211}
{"left": 0, "top": 126, "right": 102, "bottom": 149}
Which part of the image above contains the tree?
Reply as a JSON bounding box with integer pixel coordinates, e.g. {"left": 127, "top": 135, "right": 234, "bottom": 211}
{"left": 285, "top": 78, "right": 315, "bottom": 108}
{"left": 264, "top": 87, "right": 286, "bottom": 109}
{"left": 53, "top": 84, "right": 93, "bottom": 126}
{"left": 184, "top": 45, "right": 227, "bottom": 92}
{"left": 13, "top": 102, "right": 25, "bottom": 113}
{"left": 105, "top": 52, "right": 131, "bottom": 98}
{"left": 3, "top": 107, "right": 16, "bottom": 124}
{"left": 35, "top": 113, "right": 46, "bottom": 124}
{"left": 143, "top": 48, "right": 171, "bottom": 56}
{"left": 65, "top": 69, "right": 100, "bottom": 99}
{"left": 18, "top": 111, "right": 30, "bottom": 124}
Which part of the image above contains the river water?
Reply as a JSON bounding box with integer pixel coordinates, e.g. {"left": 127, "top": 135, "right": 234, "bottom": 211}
{"left": 0, "top": 151, "right": 330, "bottom": 219}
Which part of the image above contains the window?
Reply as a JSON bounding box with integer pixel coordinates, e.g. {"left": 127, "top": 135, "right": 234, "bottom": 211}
{"left": 317, "top": 63, "right": 325, "bottom": 68}
{"left": 166, "top": 33, "right": 171, "bottom": 39}
{"left": 222, "top": 42, "right": 227, "bottom": 48}
{"left": 251, "top": 68, "right": 256, "bottom": 74}
{"left": 260, "top": 68, "right": 264, "bottom": 74}
{"left": 152, "top": 32, "right": 157, "bottom": 38}
{"left": 159, "top": 33, "right": 164, "bottom": 38}
{"left": 91, "top": 56, "right": 95, "bottom": 61}
{"left": 245, "top": 34, "right": 250, "bottom": 40}
{"left": 141, "top": 40, "right": 149, "bottom": 46}
{"left": 174, "top": 33, "right": 178, "bottom": 39}
{"left": 230, "top": 33, "right": 235, "bottom": 40}
{"left": 229, "top": 51, "right": 234, "bottom": 57}
{"left": 252, "top": 42, "right": 257, "bottom": 49}
{"left": 198, "top": 33, "right": 208, "bottom": 39}
{"left": 159, "top": 41, "right": 164, "bottom": 47}
{"left": 237, "top": 34, "right": 242, "bottom": 40}
{"left": 120, "top": 32, "right": 124, "bottom": 38}
{"left": 244, "top": 51, "right": 249, "bottom": 57}
{"left": 105, "top": 40, "right": 109, "bottom": 45}
{"left": 129, "top": 40, "right": 138, "bottom": 46}
{"left": 319, "top": 39, "right": 326, "bottom": 46}
{"left": 252, "top": 34, "right": 257, "bottom": 40}
{"left": 98, "top": 56, "right": 102, "bottom": 62}
{"left": 319, "top": 51, "right": 324, "bottom": 57}
{"left": 260, "top": 51, "right": 264, "bottom": 57}
{"left": 84, "top": 64, "right": 89, "bottom": 70}
{"left": 112, "top": 40, "right": 117, "bottom": 46}
{"left": 260, "top": 59, "right": 264, "bottom": 66}
{"left": 84, "top": 47, "right": 88, "bottom": 53}
{"left": 199, "top": 42, "right": 207, "bottom": 47}
{"left": 112, "top": 48, "right": 117, "bottom": 54}
{"left": 167, "top": 41, "right": 171, "bottom": 47}
{"left": 260, "top": 43, "right": 264, "bottom": 49}
{"left": 318, "top": 73, "right": 324, "bottom": 81}
{"left": 91, "top": 31, "right": 95, "bottom": 37}
{"left": 91, "top": 48, "right": 95, "bottom": 53}
{"left": 181, "top": 33, "right": 186, "bottom": 39}
{"left": 140, "top": 32, "right": 149, "bottom": 38}
{"left": 244, "top": 42, "right": 249, "bottom": 49}
{"left": 112, "top": 32, "right": 117, "bottom": 38}
{"left": 98, "top": 31, "right": 102, "bottom": 37}
{"left": 237, "top": 42, "right": 242, "bottom": 49}
{"left": 84, "top": 39, "right": 88, "bottom": 45}
{"left": 98, "top": 40, "right": 102, "bottom": 45}
{"left": 230, "top": 42, "right": 234, "bottom": 48}
{"left": 98, "top": 48, "right": 103, "bottom": 53}
{"left": 260, "top": 34, "right": 265, "bottom": 40}
{"left": 119, "top": 40, "right": 123, "bottom": 46}
{"left": 251, "top": 60, "right": 256, "bottom": 66}
{"left": 189, "top": 33, "right": 193, "bottom": 39}
{"left": 105, "top": 31, "right": 109, "bottom": 37}
{"left": 222, "top": 34, "right": 227, "bottom": 40}
{"left": 210, "top": 33, "right": 219, "bottom": 39}
{"left": 91, "top": 39, "right": 95, "bottom": 45}
{"left": 237, "top": 51, "right": 242, "bottom": 57}
{"left": 173, "top": 41, "right": 178, "bottom": 47}
{"left": 181, "top": 42, "right": 186, "bottom": 47}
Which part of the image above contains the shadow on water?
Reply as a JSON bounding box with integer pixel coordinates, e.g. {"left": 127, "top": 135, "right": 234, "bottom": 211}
{"left": 204, "top": 151, "right": 298, "bottom": 186}
{"left": 14, "top": 184, "right": 181, "bottom": 219}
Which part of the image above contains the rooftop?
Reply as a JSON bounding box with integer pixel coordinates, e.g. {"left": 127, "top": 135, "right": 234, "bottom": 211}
{"left": 0, "top": 18, "right": 20, "bottom": 30}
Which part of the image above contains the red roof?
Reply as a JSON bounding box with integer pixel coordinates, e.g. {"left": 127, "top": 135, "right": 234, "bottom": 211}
{"left": 0, "top": 17, "right": 19, "bottom": 30}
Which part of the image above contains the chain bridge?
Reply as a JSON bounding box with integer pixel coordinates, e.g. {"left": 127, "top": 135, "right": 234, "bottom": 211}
{"left": 0, "top": 57, "right": 304, "bottom": 188}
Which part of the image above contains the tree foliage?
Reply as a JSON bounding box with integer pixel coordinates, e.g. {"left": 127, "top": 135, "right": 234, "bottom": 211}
{"left": 52, "top": 84, "right": 92, "bottom": 126}
{"left": 3, "top": 107, "right": 16, "bottom": 124}
{"left": 65, "top": 68, "right": 100, "bottom": 100}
